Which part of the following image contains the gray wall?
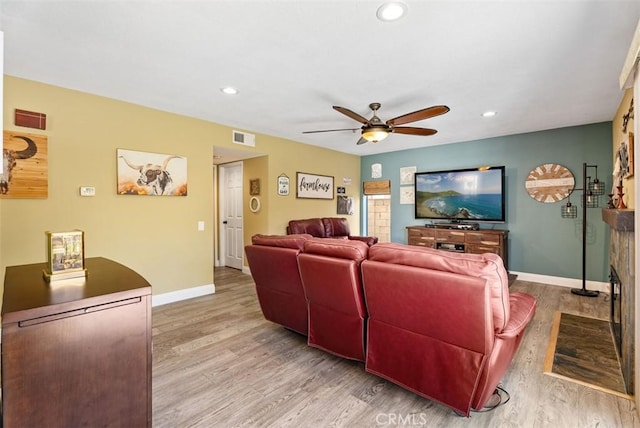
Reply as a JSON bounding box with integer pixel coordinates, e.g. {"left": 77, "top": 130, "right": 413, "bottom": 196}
{"left": 361, "top": 122, "right": 613, "bottom": 282}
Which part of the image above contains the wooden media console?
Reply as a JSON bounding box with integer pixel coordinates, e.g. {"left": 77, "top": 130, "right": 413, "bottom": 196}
{"left": 406, "top": 225, "right": 509, "bottom": 270}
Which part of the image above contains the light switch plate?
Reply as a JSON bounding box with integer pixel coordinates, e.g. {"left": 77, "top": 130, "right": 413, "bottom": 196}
{"left": 80, "top": 186, "right": 96, "bottom": 196}
{"left": 198, "top": 221, "right": 205, "bottom": 231}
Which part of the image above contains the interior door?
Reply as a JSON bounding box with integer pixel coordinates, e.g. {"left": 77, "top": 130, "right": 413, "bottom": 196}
{"left": 221, "top": 162, "right": 244, "bottom": 269}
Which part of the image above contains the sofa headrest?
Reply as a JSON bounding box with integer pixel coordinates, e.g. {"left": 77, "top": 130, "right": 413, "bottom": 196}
{"left": 368, "top": 243, "right": 510, "bottom": 332}
{"left": 287, "top": 218, "right": 326, "bottom": 237}
{"left": 322, "top": 217, "right": 351, "bottom": 237}
{"left": 251, "top": 234, "right": 312, "bottom": 250}
{"left": 303, "top": 238, "right": 368, "bottom": 261}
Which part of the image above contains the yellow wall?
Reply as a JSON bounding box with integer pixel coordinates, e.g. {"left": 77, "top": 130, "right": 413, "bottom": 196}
{"left": 234, "top": 137, "right": 362, "bottom": 266}
{"left": 264, "top": 137, "right": 361, "bottom": 233}
{"left": 1, "top": 76, "right": 361, "bottom": 298}
{"left": 613, "top": 88, "right": 635, "bottom": 208}
{"left": 242, "top": 155, "right": 269, "bottom": 250}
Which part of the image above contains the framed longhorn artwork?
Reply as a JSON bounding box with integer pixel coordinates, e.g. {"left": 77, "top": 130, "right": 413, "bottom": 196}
{"left": 117, "top": 149, "right": 188, "bottom": 196}
{"left": 0, "top": 131, "right": 48, "bottom": 199}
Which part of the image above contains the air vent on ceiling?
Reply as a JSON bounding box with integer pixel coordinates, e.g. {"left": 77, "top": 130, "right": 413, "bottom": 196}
{"left": 232, "top": 130, "right": 255, "bottom": 147}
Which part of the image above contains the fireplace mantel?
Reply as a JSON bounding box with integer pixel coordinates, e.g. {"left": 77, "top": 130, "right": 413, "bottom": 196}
{"left": 602, "top": 208, "right": 635, "bottom": 231}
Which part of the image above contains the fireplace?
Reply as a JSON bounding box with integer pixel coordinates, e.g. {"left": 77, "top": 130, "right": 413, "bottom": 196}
{"left": 602, "top": 208, "right": 635, "bottom": 394}
{"left": 610, "top": 265, "right": 622, "bottom": 358}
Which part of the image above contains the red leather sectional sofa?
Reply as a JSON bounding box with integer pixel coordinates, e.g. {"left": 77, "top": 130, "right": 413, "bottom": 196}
{"left": 245, "top": 234, "right": 536, "bottom": 417}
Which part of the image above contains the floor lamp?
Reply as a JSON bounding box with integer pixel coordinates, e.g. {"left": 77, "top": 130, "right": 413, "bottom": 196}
{"left": 561, "top": 163, "right": 604, "bottom": 297}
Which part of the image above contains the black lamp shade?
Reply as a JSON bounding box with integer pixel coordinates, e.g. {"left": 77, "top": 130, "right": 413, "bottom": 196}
{"left": 561, "top": 202, "right": 577, "bottom": 218}
{"left": 589, "top": 178, "right": 605, "bottom": 196}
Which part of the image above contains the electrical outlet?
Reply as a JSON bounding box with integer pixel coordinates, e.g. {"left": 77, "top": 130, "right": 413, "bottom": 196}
{"left": 80, "top": 186, "right": 96, "bottom": 196}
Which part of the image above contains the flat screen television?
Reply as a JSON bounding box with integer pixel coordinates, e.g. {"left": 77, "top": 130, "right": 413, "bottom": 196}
{"left": 414, "top": 166, "right": 506, "bottom": 223}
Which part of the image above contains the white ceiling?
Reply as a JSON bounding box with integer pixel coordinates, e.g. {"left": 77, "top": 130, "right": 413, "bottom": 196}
{"left": 1, "top": 1, "right": 639, "bottom": 159}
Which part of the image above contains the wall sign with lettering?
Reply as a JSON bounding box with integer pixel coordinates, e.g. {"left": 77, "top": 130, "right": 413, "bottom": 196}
{"left": 277, "top": 174, "right": 290, "bottom": 196}
{"left": 296, "top": 172, "right": 334, "bottom": 199}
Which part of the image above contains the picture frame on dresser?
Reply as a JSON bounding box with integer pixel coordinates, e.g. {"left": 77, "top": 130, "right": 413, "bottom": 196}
{"left": 44, "top": 230, "right": 86, "bottom": 280}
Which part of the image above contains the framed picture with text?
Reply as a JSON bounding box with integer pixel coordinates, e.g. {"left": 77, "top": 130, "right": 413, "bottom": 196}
{"left": 296, "top": 172, "right": 334, "bottom": 199}
{"left": 278, "top": 174, "right": 290, "bottom": 196}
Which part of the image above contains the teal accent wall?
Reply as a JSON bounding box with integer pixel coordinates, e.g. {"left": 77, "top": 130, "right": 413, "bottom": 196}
{"left": 361, "top": 122, "right": 613, "bottom": 282}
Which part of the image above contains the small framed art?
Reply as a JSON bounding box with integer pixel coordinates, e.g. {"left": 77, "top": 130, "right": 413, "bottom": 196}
{"left": 250, "top": 178, "right": 261, "bottom": 195}
{"left": 44, "top": 230, "right": 86, "bottom": 281}
{"left": 278, "top": 174, "right": 290, "bottom": 196}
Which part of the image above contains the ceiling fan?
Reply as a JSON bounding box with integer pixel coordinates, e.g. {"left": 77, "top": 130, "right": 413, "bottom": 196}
{"left": 303, "top": 102, "right": 450, "bottom": 145}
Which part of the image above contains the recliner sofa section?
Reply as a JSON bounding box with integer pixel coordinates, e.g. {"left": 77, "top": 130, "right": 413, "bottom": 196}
{"left": 286, "top": 217, "right": 378, "bottom": 246}
{"left": 298, "top": 238, "right": 369, "bottom": 361}
{"left": 244, "top": 233, "right": 312, "bottom": 335}
{"left": 361, "top": 243, "right": 536, "bottom": 416}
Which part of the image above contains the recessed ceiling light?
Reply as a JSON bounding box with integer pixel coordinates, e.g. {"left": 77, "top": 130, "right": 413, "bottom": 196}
{"left": 482, "top": 111, "right": 497, "bottom": 117}
{"left": 377, "top": 2, "right": 407, "bottom": 22}
{"left": 220, "top": 86, "right": 239, "bottom": 95}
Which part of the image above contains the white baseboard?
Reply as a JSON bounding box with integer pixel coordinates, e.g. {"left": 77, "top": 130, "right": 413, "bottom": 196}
{"left": 152, "top": 283, "right": 216, "bottom": 307}
{"left": 511, "top": 271, "right": 610, "bottom": 293}
{"left": 242, "top": 266, "right": 251, "bottom": 275}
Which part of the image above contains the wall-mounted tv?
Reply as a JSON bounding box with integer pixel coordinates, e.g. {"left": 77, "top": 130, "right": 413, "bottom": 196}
{"left": 414, "top": 166, "right": 506, "bottom": 223}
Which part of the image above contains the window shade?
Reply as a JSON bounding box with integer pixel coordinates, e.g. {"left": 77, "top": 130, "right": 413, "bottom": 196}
{"left": 363, "top": 180, "right": 391, "bottom": 195}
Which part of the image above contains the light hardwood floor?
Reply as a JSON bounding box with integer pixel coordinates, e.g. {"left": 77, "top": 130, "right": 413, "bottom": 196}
{"left": 152, "top": 268, "right": 640, "bottom": 427}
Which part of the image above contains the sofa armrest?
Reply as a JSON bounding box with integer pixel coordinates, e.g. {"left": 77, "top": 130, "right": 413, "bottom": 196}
{"left": 348, "top": 235, "right": 379, "bottom": 246}
{"left": 495, "top": 292, "right": 536, "bottom": 339}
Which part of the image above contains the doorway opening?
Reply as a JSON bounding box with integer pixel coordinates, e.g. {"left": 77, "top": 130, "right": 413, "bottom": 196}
{"left": 366, "top": 194, "right": 391, "bottom": 242}
{"left": 213, "top": 145, "right": 266, "bottom": 271}
{"left": 218, "top": 161, "right": 244, "bottom": 270}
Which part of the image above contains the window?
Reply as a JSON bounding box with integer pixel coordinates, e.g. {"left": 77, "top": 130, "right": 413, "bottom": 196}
{"left": 366, "top": 194, "right": 391, "bottom": 242}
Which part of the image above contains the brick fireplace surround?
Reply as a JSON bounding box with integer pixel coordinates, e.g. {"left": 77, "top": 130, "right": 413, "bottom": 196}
{"left": 602, "top": 208, "right": 635, "bottom": 394}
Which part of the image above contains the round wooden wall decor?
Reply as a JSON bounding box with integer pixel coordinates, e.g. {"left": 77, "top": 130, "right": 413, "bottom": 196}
{"left": 525, "top": 163, "right": 575, "bottom": 203}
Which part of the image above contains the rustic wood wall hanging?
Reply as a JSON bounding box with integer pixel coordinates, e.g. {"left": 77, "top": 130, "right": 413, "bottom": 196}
{"left": 0, "top": 131, "right": 48, "bottom": 199}
{"left": 525, "top": 163, "right": 575, "bottom": 203}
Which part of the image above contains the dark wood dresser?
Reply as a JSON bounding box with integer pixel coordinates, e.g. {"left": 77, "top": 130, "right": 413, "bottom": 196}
{"left": 1, "top": 257, "right": 152, "bottom": 427}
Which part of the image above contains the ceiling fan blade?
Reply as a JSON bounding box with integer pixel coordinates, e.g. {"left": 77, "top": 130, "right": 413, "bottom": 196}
{"left": 393, "top": 127, "right": 438, "bottom": 136}
{"left": 333, "top": 106, "right": 370, "bottom": 124}
{"left": 356, "top": 137, "right": 369, "bottom": 145}
{"left": 302, "top": 128, "right": 359, "bottom": 134}
{"left": 387, "top": 105, "right": 450, "bottom": 126}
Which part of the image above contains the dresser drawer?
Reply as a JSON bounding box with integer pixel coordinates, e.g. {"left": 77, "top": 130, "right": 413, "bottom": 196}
{"left": 408, "top": 227, "right": 435, "bottom": 238}
{"left": 407, "top": 227, "right": 436, "bottom": 247}
{"left": 465, "top": 231, "right": 501, "bottom": 246}
{"left": 467, "top": 244, "right": 502, "bottom": 256}
{"left": 408, "top": 236, "right": 436, "bottom": 247}
{"left": 435, "top": 229, "right": 466, "bottom": 243}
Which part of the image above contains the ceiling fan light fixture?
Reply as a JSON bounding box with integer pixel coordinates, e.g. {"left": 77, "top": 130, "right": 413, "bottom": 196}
{"left": 376, "top": 2, "right": 407, "bottom": 22}
{"left": 362, "top": 127, "right": 390, "bottom": 143}
{"left": 482, "top": 111, "right": 497, "bottom": 117}
{"left": 305, "top": 102, "right": 448, "bottom": 145}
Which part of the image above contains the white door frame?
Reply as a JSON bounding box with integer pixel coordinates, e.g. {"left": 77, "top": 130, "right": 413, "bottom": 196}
{"left": 218, "top": 161, "right": 244, "bottom": 269}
